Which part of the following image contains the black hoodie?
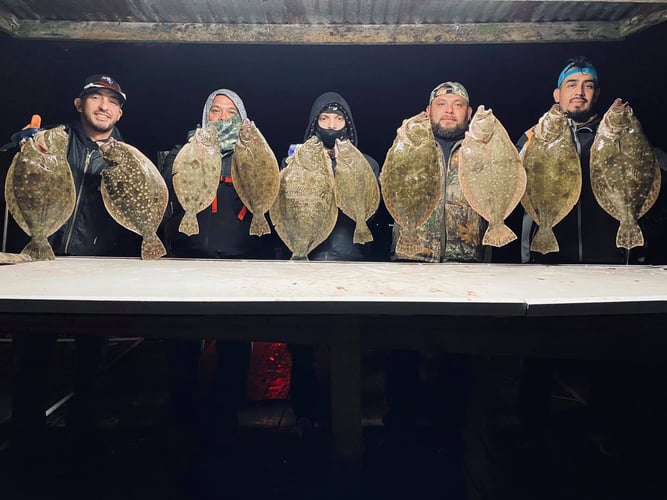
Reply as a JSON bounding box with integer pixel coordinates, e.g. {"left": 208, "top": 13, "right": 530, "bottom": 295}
{"left": 161, "top": 90, "right": 269, "bottom": 259}
{"left": 288, "top": 91, "right": 380, "bottom": 261}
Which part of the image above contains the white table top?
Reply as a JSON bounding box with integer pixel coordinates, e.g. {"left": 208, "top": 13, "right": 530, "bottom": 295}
{"left": 0, "top": 257, "right": 665, "bottom": 317}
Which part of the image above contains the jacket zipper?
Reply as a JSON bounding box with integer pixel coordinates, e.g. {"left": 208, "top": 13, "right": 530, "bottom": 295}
{"left": 64, "top": 150, "right": 94, "bottom": 253}
{"left": 440, "top": 140, "right": 462, "bottom": 261}
{"left": 569, "top": 119, "right": 584, "bottom": 263}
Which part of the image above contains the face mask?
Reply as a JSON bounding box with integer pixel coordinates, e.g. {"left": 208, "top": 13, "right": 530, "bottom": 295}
{"left": 316, "top": 125, "right": 348, "bottom": 149}
{"left": 210, "top": 113, "right": 242, "bottom": 151}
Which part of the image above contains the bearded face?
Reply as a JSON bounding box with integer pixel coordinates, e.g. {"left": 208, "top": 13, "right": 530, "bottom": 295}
{"left": 553, "top": 71, "right": 599, "bottom": 124}
{"left": 427, "top": 94, "right": 472, "bottom": 140}
{"left": 432, "top": 119, "right": 469, "bottom": 139}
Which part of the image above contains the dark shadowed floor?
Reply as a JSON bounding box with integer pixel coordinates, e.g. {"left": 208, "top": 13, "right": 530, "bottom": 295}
{"left": 1, "top": 337, "right": 666, "bottom": 500}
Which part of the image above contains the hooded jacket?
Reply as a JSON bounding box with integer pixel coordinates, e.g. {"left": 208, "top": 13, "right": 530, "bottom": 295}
{"left": 49, "top": 120, "right": 141, "bottom": 257}
{"left": 288, "top": 91, "right": 380, "bottom": 261}
{"left": 162, "top": 89, "right": 269, "bottom": 259}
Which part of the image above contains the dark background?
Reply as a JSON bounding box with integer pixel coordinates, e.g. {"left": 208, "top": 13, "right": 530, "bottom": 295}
{"left": 1, "top": 24, "right": 666, "bottom": 260}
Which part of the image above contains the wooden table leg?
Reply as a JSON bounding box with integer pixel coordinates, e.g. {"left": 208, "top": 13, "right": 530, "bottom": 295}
{"left": 329, "top": 316, "right": 362, "bottom": 498}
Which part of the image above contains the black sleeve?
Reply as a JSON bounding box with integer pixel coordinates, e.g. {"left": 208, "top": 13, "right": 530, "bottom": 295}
{"left": 515, "top": 132, "right": 529, "bottom": 152}
{"left": 364, "top": 154, "right": 380, "bottom": 178}
{"left": 157, "top": 145, "right": 183, "bottom": 247}
{"left": 161, "top": 145, "right": 182, "bottom": 195}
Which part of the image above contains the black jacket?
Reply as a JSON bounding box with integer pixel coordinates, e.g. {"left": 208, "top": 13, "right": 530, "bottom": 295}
{"left": 518, "top": 115, "right": 631, "bottom": 264}
{"left": 286, "top": 91, "right": 380, "bottom": 261}
{"left": 161, "top": 144, "right": 268, "bottom": 259}
{"left": 49, "top": 121, "right": 141, "bottom": 257}
{"left": 519, "top": 114, "right": 667, "bottom": 264}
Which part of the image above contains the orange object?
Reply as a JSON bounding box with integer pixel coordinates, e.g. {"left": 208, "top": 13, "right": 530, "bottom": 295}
{"left": 237, "top": 205, "right": 247, "bottom": 221}
{"left": 23, "top": 115, "right": 41, "bottom": 130}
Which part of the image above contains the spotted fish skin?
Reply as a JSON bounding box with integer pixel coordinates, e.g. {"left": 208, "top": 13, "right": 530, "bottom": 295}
{"left": 4, "top": 126, "right": 75, "bottom": 260}
{"left": 380, "top": 113, "right": 443, "bottom": 257}
{"left": 0, "top": 252, "right": 32, "bottom": 264}
{"left": 98, "top": 139, "right": 168, "bottom": 260}
{"left": 333, "top": 139, "right": 379, "bottom": 244}
{"left": 231, "top": 119, "right": 280, "bottom": 236}
{"left": 590, "top": 99, "right": 661, "bottom": 250}
{"left": 172, "top": 124, "right": 221, "bottom": 236}
{"left": 521, "top": 105, "right": 581, "bottom": 255}
{"left": 269, "top": 136, "right": 337, "bottom": 260}
{"left": 460, "top": 106, "right": 526, "bottom": 247}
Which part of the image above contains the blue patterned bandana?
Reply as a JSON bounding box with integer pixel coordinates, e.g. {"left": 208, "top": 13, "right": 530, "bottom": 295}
{"left": 557, "top": 64, "right": 598, "bottom": 88}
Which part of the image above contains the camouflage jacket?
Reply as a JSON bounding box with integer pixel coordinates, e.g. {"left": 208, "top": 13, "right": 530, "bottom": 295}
{"left": 391, "top": 139, "right": 486, "bottom": 263}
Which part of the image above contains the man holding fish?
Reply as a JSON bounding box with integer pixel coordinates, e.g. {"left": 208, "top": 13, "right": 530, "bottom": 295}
{"left": 382, "top": 82, "right": 487, "bottom": 497}
{"left": 160, "top": 89, "right": 278, "bottom": 452}
{"left": 517, "top": 56, "right": 667, "bottom": 455}
{"left": 5, "top": 74, "right": 141, "bottom": 457}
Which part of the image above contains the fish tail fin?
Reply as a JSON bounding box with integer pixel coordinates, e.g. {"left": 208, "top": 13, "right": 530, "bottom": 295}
{"left": 353, "top": 221, "right": 374, "bottom": 245}
{"left": 395, "top": 230, "right": 423, "bottom": 258}
{"left": 21, "top": 238, "right": 55, "bottom": 261}
{"left": 249, "top": 213, "right": 271, "bottom": 236}
{"left": 530, "top": 226, "right": 559, "bottom": 255}
{"left": 178, "top": 212, "right": 200, "bottom": 236}
{"left": 616, "top": 220, "right": 644, "bottom": 250}
{"left": 141, "top": 233, "right": 167, "bottom": 260}
{"left": 482, "top": 223, "right": 517, "bottom": 248}
{"left": 290, "top": 254, "right": 309, "bottom": 261}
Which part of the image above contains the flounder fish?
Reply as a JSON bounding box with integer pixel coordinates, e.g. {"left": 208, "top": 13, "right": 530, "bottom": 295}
{"left": 0, "top": 252, "right": 32, "bottom": 264}
{"left": 590, "top": 98, "right": 661, "bottom": 249}
{"left": 460, "top": 106, "right": 526, "bottom": 247}
{"left": 269, "top": 136, "right": 337, "bottom": 260}
{"left": 98, "top": 139, "right": 168, "bottom": 260}
{"left": 333, "top": 138, "right": 380, "bottom": 244}
{"left": 231, "top": 119, "right": 280, "bottom": 236}
{"left": 380, "top": 112, "right": 443, "bottom": 257}
{"left": 521, "top": 104, "right": 581, "bottom": 254}
{"left": 172, "top": 124, "right": 221, "bottom": 236}
{"left": 4, "top": 126, "right": 75, "bottom": 260}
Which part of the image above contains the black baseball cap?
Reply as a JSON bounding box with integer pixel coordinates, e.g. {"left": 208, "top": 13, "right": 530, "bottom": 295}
{"left": 79, "top": 74, "right": 126, "bottom": 106}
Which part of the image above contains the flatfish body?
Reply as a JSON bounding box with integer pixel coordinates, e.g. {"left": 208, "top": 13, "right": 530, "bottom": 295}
{"left": 4, "top": 126, "right": 75, "bottom": 260}
{"left": 231, "top": 119, "right": 280, "bottom": 236}
{"left": 333, "top": 138, "right": 380, "bottom": 244}
{"left": 269, "top": 136, "right": 337, "bottom": 260}
{"left": 460, "top": 106, "right": 526, "bottom": 247}
{"left": 0, "top": 252, "right": 32, "bottom": 264}
{"left": 590, "top": 98, "right": 661, "bottom": 249}
{"left": 521, "top": 104, "right": 581, "bottom": 254}
{"left": 172, "top": 124, "right": 221, "bottom": 236}
{"left": 98, "top": 139, "right": 168, "bottom": 260}
{"left": 380, "top": 113, "right": 443, "bottom": 257}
